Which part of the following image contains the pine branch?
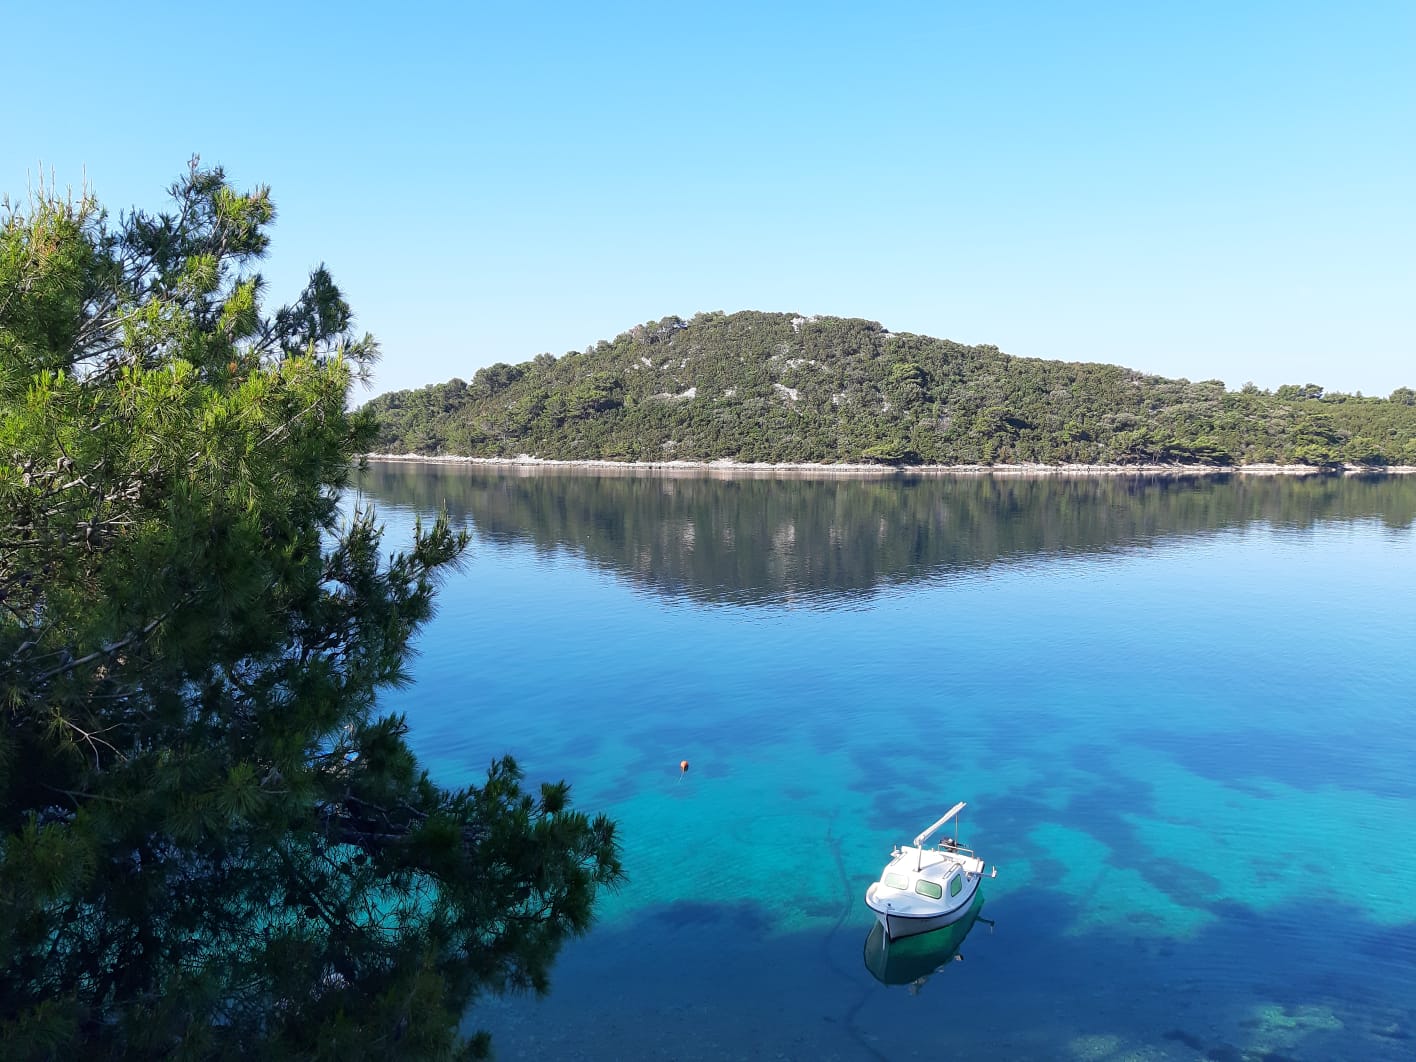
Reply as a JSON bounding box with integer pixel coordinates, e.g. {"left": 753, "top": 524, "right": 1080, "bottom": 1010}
{"left": 31, "top": 604, "right": 179, "bottom": 684}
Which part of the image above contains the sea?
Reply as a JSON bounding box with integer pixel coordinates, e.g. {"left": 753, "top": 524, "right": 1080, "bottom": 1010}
{"left": 354, "top": 462, "right": 1416, "bottom": 1061}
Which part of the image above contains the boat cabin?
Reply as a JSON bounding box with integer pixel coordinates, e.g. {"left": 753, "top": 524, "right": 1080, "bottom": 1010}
{"left": 878, "top": 848, "right": 972, "bottom": 904}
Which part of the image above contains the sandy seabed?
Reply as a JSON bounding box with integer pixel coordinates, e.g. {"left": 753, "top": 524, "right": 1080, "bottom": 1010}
{"left": 363, "top": 453, "right": 1416, "bottom": 478}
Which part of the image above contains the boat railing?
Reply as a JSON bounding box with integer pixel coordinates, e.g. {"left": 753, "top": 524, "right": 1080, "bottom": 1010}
{"left": 935, "top": 840, "right": 976, "bottom": 859}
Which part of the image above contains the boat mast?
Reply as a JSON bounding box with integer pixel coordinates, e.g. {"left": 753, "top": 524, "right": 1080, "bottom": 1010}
{"left": 913, "top": 802, "right": 967, "bottom": 849}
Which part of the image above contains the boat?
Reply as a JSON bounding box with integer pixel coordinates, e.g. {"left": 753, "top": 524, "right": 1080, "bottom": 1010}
{"left": 864, "top": 801, "right": 995, "bottom": 940}
{"left": 863, "top": 892, "right": 988, "bottom": 989}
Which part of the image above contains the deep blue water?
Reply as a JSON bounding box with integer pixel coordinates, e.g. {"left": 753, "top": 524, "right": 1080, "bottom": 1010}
{"left": 356, "top": 465, "right": 1416, "bottom": 1060}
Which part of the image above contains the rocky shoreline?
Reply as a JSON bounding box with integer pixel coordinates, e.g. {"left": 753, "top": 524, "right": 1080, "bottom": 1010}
{"left": 363, "top": 453, "right": 1416, "bottom": 477}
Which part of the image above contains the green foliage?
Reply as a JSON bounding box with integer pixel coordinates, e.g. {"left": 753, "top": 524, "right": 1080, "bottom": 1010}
{"left": 1290, "top": 411, "right": 1346, "bottom": 466}
{"left": 1276, "top": 382, "right": 1327, "bottom": 401}
{"left": 469, "top": 363, "right": 523, "bottom": 397}
{"left": 859, "top": 440, "right": 921, "bottom": 465}
{"left": 366, "top": 313, "right": 1416, "bottom": 467}
{"left": 0, "top": 165, "right": 621, "bottom": 1059}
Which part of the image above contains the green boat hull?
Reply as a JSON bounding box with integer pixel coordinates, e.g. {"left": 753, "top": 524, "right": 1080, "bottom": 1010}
{"left": 863, "top": 892, "right": 987, "bottom": 986}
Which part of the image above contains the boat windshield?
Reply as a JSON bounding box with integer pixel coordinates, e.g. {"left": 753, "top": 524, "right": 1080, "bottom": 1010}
{"left": 883, "top": 871, "right": 908, "bottom": 890}
{"left": 915, "top": 880, "right": 943, "bottom": 900}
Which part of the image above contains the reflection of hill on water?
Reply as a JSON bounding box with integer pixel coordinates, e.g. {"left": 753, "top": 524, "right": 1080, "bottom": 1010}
{"left": 356, "top": 463, "right": 1416, "bottom": 607}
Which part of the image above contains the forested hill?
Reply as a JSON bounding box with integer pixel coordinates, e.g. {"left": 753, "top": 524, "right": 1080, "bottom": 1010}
{"left": 366, "top": 311, "right": 1416, "bottom": 466}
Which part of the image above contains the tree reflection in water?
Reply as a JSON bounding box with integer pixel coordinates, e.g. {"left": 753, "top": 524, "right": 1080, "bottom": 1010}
{"left": 357, "top": 463, "right": 1416, "bottom": 608}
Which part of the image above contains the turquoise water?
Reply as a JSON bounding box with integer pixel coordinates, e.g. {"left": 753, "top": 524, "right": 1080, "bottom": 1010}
{"left": 357, "top": 465, "right": 1416, "bottom": 1060}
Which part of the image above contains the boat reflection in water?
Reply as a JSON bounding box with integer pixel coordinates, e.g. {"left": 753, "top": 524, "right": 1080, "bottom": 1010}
{"left": 863, "top": 892, "right": 990, "bottom": 995}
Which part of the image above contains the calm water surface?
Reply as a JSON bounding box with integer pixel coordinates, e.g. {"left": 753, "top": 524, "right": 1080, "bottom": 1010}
{"left": 357, "top": 464, "right": 1416, "bottom": 1061}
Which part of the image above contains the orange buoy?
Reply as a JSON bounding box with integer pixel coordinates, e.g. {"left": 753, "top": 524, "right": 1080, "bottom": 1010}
{"left": 680, "top": 760, "right": 690, "bottom": 773}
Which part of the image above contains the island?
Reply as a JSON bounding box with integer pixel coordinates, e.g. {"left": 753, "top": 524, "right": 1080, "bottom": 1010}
{"left": 365, "top": 311, "right": 1416, "bottom": 470}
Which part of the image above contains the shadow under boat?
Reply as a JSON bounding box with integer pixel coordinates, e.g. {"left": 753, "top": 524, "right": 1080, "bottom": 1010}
{"left": 863, "top": 891, "right": 991, "bottom": 991}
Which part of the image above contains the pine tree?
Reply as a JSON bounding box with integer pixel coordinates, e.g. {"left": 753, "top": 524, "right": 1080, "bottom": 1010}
{"left": 0, "top": 162, "right": 621, "bottom": 1060}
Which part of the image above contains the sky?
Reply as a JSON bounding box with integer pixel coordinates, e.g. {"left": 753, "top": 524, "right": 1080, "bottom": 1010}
{"left": 5, "top": 1, "right": 1413, "bottom": 399}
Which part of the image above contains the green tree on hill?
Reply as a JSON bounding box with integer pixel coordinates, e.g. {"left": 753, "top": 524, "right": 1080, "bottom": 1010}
{"left": 0, "top": 164, "right": 621, "bottom": 1059}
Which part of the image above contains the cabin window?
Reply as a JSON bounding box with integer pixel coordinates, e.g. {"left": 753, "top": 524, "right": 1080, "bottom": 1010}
{"left": 949, "top": 874, "right": 963, "bottom": 898}
{"left": 915, "top": 880, "right": 943, "bottom": 900}
{"left": 883, "top": 872, "right": 908, "bottom": 890}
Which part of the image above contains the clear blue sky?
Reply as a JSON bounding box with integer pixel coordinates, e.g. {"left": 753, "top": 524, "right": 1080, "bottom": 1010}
{"left": 7, "top": 1, "right": 1413, "bottom": 398}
